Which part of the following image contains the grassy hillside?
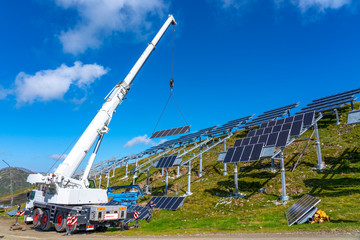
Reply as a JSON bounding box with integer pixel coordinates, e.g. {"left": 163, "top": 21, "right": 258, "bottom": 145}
{"left": 101, "top": 104, "right": 360, "bottom": 234}
{"left": 0, "top": 168, "right": 31, "bottom": 197}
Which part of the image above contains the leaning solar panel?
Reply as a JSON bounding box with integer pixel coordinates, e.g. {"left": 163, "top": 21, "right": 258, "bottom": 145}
{"left": 123, "top": 205, "right": 151, "bottom": 223}
{"left": 151, "top": 125, "right": 190, "bottom": 139}
{"left": 298, "top": 96, "right": 356, "bottom": 113}
{"left": 262, "top": 102, "right": 299, "bottom": 114}
{"left": 147, "top": 196, "right": 185, "bottom": 210}
{"left": 286, "top": 194, "right": 321, "bottom": 226}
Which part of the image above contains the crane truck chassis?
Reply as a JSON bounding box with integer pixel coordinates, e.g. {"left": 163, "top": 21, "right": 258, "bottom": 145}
{"left": 23, "top": 15, "right": 177, "bottom": 233}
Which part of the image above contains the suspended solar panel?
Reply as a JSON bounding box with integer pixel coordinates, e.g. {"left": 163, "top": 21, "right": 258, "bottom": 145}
{"left": 155, "top": 154, "right": 178, "bottom": 168}
{"left": 286, "top": 194, "right": 321, "bottom": 226}
{"left": 151, "top": 125, "right": 190, "bottom": 139}
{"left": 296, "top": 88, "right": 360, "bottom": 114}
{"left": 147, "top": 196, "right": 185, "bottom": 210}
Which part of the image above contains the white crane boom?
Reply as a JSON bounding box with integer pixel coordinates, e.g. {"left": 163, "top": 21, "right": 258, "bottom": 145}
{"left": 54, "top": 15, "right": 176, "bottom": 179}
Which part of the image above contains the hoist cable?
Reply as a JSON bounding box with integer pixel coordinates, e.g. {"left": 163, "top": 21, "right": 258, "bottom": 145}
{"left": 152, "top": 93, "right": 172, "bottom": 135}
{"left": 170, "top": 92, "right": 189, "bottom": 126}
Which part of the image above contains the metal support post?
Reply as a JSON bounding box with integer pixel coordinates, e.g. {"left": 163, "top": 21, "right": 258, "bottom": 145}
{"left": 145, "top": 169, "right": 150, "bottom": 194}
{"left": 314, "top": 122, "right": 325, "bottom": 169}
{"left": 233, "top": 163, "right": 239, "bottom": 197}
{"left": 270, "top": 157, "right": 275, "bottom": 170}
{"left": 223, "top": 140, "right": 228, "bottom": 176}
{"left": 112, "top": 167, "right": 115, "bottom": 177}
{"left": 98, "top": 175, "right": 102, "bottom": 188}
{"left": 176, "top": 166, "right": 180, "bottom": 177}
{"left": 161, "top": 168, "right": 164, "bottom": 176}
{"left": 186, "top": 159, "right": 192, "bottom": 196}
{"left": 334, "top": 109, "right": 340, "bottom": 125}
{"left": 106, "top": 172, "right": 110, "bottom": 188}
{"left": 279, "top": 150, "right": 289, "bottom": 201}
{"left": 165, "top": 168, "right": 169, "bottom": 195}
{"left": 199, "top": 146, "right": 203, "bottom": 178}
{"left": 125, "top": 161, "right": 128, "bottom": 178}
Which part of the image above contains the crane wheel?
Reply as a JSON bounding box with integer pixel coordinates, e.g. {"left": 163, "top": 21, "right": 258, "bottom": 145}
{"left": 54, "top": 211, "right": 67, "bottom": 232}
{"left": 33, "top": 208, "right": 43, "bottom": 228}
{"left": 40, "top": 210, "right": 52, "bottom": 231}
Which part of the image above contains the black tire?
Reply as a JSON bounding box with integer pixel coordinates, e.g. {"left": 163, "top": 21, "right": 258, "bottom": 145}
{"left": 33, "top": 208, "right": 43, "bottom": 228}
{"left": 54, "top": 211, "right": 67, "bottom": 232}
{"left": 40, "top": 210, "right": 52, "bottom": 231}
{"left": 97, "top": 226, "right": 108, "bottom": 232}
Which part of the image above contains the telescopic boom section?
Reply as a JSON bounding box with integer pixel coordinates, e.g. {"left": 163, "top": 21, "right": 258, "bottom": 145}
{"left": 55, "top": 15, "right": 177, "bottom": 178}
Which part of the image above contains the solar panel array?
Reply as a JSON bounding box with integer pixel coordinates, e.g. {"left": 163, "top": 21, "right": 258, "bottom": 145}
{"left": 123, "top": 205, "right": 151, "bottom": 223}
{"left": 223, "top": 112, "right": 315, "bottom": 163}
{"left": 286, "top": 194, "right": 321, "bottom": 226}
{"left": 151, "top": 125, "right": 190, "bottom": 139}
{"left": 297, "top": 88, "right": 360, "bottom": 114}
{"left": 245, "top": 103, "right": 299, "bottom": 128}
{"left": 155, "top": 154, "right": 178, "bottom": 168}
{"left": 206, "top": 115, "right": 253, "bottom": 136}
{"left": 147, "top": 196, "right": 185, "bottom": 210}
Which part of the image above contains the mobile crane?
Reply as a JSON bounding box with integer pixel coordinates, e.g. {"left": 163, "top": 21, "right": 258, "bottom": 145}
{"left": 24, "top": 15, "right": 177, "bottom": 232}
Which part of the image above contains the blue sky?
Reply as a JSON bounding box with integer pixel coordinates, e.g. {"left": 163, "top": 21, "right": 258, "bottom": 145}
{"left": 0, "top": 0, "right": 359, "bottom": 173}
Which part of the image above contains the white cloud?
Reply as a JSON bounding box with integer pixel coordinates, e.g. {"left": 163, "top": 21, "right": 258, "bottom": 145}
{"left": 10, "top": 61, "right": 107, "bottom": 105}
{"left": 0, "top": 86, "right": 12, "bottom": 100}
{"left": 124, "top": 134, "right": 167, "bottom": 148}
{"left": 55, "top": 0, "right": 167, "bottom": 55}
{"left": 217, "top": 0, "right": 352, "bottom": 12}
{"left": 50, "top": 154, "right": 67, "bottom": 161}
{"left": 284, "top": 0, "right": 351, "bottom": 12}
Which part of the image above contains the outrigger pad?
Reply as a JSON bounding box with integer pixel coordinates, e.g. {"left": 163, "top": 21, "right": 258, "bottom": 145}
{"left": 150, "top": 125, "right": 190, "bottom": 139}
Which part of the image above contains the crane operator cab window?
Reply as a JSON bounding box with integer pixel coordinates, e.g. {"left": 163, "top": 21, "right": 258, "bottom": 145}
{"left": 27, "top": 191, "right": 35, "bottom": 201}
{"left": 88, "top": 179, "right": 96, "bottom": 189}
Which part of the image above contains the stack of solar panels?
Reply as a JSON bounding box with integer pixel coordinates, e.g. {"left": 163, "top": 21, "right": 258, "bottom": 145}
{"left": 206, "top": 115, "right": 254, "bottom": 136}
{"left": 245, "top": 103, "right": 299, "bottom": 128}
{"left": 123, "top": 205, "right": 151, "bottom": 223}
{"left": 151, "top": 126, "right": 190, "bottom": 139}
{"left": 297, "top": 88, "right": 360, "bottom": 114}
{"left": 286, "top": 194, "right": 321, "bottom": 226}
{"left": 223, "top": 111, "right": 315, "bottom": 163}
{"left": 155, "top": 154, "right": 178, "bottom": 168}
{"left": 147, "top": 196, "right": 185, "bottom": 210}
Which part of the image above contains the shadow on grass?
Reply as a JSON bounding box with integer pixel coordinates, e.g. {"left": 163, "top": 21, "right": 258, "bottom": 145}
{"left": 304, "top": 147, "right": 360, "bottom": 197}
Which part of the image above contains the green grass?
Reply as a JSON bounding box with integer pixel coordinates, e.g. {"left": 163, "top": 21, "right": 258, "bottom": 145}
{"left": 95, "top": 103, "right": 360, "bottom": 235}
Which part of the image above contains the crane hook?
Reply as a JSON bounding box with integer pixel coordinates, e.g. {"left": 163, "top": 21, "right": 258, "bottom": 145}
{"left": 170, "top": 77, "right": 174, "bottom": 91}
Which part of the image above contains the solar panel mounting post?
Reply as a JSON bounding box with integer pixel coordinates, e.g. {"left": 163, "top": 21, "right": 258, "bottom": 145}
{"left": 233, "top": 162, "right": 239, "bottom": 197}
{"left": 176, "top": 166, "right": 180, "bottom": 177}
{"left": 198, "top": 146, "right": 203, "bottom": 178}
{"left": 223, "top": 140, "right": 228, "bottom": 176}
{"left": 314, "top": 122, "right": 325, "bottom": 169}
{"left": 106, "top": 172, "right": 110, "bottom": 188}
{"left": 98, "top": 174, "right": 102, "bottom": 188}
{"left": 186, "top": 158, "right": 192, "bottom": 196}
{"left": 270, "top": 157, "right": 275, "bottom": 170}
{"left": 145, "top": 169, "right": 150, "bottom": 195}
{"left": 279, "top": 150, "right": 289, "bottom": 201}
{"left": 333, "top": 109, "right": 340, "bottom": 125}
{"left": 165, "top": 168, "right": 169, "bottom": 195}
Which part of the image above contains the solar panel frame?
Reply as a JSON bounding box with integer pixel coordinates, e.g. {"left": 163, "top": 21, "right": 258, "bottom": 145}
{"left": 249, "top": 143, "right": 264, "bottom": 161}
{"left": 303, "top": 111, "right": 315, "bottom": 126}
{"left": 223, "top": 147, "right": 235, "bottom": 163}
{"left": 248, "top": 130, "right": 256, "bottom": 137}
{"left": 263, "top": 126, "right": 273, "bottom": 134}
{"left": 241, "top": 137, "right": 251, "bottom": 146}
{"left": 240, "top": 145, "right": 253, "bottom": 161}
{"left": 290, "top": 120, "right": 303, "bottom": 137}
{"left": 266, "top": 132, "right": 279, "bottom": 146}
{"left": 262, "top": 103, "right": 299, "bottom": 114}
{"left": 170, "top": 197, "right": 185, "bottom": 210}
{"left": 234, "top": 139, "right": 243, "bottom": 147}
{"left": 250, "top": 136, "right": 260, "bottom": 144}
{"left": 276, "top": 130, "right": 290, "bottom": 147}
{"left": 302, "top": 96, "right": 355, "bottom": 111}
{"left": 230, "top": 146, "right": 244, "bottom": 163}
{"left": 255, "top": 128, "right": 265, "bottom": 136}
